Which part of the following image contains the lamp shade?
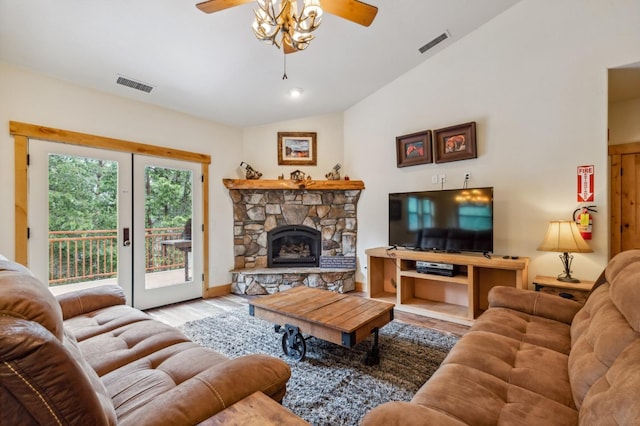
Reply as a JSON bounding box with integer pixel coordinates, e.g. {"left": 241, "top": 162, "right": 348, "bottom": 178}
{"left": 537, "top": 221, "right": 593, "bottom": 253}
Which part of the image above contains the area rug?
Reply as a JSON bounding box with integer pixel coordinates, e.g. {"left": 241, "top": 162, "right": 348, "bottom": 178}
{"left": 180, "top": 308, "right": 459, "bottom": 426}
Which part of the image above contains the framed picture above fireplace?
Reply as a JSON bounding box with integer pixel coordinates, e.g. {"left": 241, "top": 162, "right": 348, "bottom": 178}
{"left": 278, "top": 132, "right": 317, "bottom": 166}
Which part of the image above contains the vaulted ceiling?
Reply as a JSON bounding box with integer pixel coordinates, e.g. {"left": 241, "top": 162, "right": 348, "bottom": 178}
{"left": 0, "top": 0, "right": 521, "bottom": 127}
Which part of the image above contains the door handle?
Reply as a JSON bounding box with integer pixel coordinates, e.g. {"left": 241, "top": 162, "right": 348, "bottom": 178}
{"left": 123, "top": 227, "right": 131, "bottom": 247}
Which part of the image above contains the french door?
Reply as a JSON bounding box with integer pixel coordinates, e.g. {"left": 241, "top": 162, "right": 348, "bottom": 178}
{"left": 28, "top": 140, "right": 202, "bottom": 309}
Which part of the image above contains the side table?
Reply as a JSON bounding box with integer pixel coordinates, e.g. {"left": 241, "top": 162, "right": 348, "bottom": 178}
{"left": 199, "top": 391, "right": 309, "bottom": 426}
{"left": 533, "top": 275, "right": 595, "bottom": 305}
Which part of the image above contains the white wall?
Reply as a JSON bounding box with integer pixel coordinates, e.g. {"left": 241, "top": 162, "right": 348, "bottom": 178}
{"left": 241, "top": 113, "right": 344, "bottom": 179}
{"left": 345, "top": 0, "right": 640, "bottom": 284}
{"left": 609, "top": 97, "right": 640, "bottom": 145}
{"left": 0, "top": 62, "right": 242, "bottom": 288}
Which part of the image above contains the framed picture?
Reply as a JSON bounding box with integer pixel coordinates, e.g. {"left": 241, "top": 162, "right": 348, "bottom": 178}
{"left": 433, "top": 122, "right": 477, "bottom": 163}
{"left": 277, "top": 132, "right": 317, "bottom": 165}
{"left": 396, "top": 130, "right": 432, "bottom": 168}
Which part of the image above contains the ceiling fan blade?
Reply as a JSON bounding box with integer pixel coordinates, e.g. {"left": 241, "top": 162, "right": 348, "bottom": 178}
{"left": 320, "top": 0, "right": 378, "bottom": 27}
{"left": 196, "top": 0, "right": 253, "bottom": 14}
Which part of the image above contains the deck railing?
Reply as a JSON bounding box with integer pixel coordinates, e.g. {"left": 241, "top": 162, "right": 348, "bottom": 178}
{"left": 48, "top": 228, "right": 187, "bottom": 285}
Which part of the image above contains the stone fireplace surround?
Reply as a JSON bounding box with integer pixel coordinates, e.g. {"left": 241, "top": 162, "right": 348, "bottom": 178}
{"left": 223, "top": 179, "right": 364, "bottom": 295}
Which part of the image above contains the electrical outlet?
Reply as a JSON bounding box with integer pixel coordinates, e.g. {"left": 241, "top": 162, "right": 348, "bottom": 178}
{"left": 464, "top": 172, "right": 471, "bottom": 180}
{"left": 439, "top": 174, "right": 446, "bottom": 183}
{"left": 431, "top": 175, "right": 438, "bottom": 184}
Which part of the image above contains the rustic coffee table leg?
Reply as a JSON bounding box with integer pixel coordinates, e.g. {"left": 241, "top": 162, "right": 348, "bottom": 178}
{"left": 364, "top": 327, "right": 380, "bottom": 366}
{"left": 276, "top": 324, "right": 307, "bottom": 361}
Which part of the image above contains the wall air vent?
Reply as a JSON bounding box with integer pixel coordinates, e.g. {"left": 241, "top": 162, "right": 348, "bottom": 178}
{"left": 418, "top": 31, "right": 450, "bottom": 54}
{"left": 116, "top": 76, "right": 154, "bottom": 93}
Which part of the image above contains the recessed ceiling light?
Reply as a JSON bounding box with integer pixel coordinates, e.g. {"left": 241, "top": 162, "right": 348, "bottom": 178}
{"left": 288, "top": 88, "right": 304, "bottom": 98}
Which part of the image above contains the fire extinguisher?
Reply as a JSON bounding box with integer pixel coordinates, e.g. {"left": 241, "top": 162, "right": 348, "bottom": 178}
{"left": 573, "top": 206, "right": 597, "bottom": 240}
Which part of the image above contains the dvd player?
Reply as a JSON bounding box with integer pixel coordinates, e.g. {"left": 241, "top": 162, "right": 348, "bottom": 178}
{"left": 416, "top": 261, "right": 454, "bottom": 270}
{"left": 416, "top": 261, "right": 459, "bottom": 276}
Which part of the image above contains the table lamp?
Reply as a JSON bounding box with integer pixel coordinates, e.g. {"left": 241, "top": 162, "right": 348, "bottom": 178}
{"left": 537, "top": 220, "right": 593, "bottom": 283}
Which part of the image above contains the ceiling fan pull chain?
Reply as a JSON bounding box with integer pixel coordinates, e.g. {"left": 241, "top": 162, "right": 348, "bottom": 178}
{"left": 282, "top": 52, "right": 288, "bottom": 80}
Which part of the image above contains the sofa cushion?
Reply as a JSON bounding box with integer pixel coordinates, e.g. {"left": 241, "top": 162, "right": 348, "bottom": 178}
{"left": 102, "top": 343, "right": 290, "bottom": 426}
{"left": 0, "top": 269, "right": 64, "bottom": 340}
{"left": 603, "top": 249, "right": 640, "bottom": 286}
{"left": 63, "top": 303, "right": 152, "bottom": 342}
{"left": 86, "top": 321, "right": 202, "bottom": 376}
{"left": 488, "top": 286, "right": 581, "bottom": 326}
{"left": 409, "top": 363, "right": 578, "bottom": 425}
{"left": 609, "top": 262, "right": 640, "bottom": 331}
{"left": 579, "top": 340, "right": 640, "bottom": 424}
{"left": 65, "top": 305, "right": 201, "bottom": 376}
{"left": 440, "top": 330, "right": 574, "bottom": 408}
{"left": 471, "top": 305, "right": 573, "bottom": 355}
{"left": 57, "top": 283, "right": 128, "bottom": 320}
{"left": 569, "top": 262, "right": 640, "bottom": 410}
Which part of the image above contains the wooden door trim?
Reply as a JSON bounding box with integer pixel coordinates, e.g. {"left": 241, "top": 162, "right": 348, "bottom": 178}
{"left": 14, "top": 135, "right": 28, "bottom": 264}
{"left": 10, "top": 121, "right": 211, "bottom": 164}
{"left": 609, "top": 142, "right": 640, "bottom": 156}
{"left": 609, "top": 141, "right": 640, "bottom": 257}
{"left": 10, "top": 121, "right": 211, "bottom": 297}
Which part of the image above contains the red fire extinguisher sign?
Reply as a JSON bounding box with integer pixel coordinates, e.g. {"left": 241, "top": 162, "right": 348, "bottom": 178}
{"left": 577, "top": 165, "right": 594, "bottom": 202}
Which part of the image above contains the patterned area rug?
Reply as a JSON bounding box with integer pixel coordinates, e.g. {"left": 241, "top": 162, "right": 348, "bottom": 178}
{"left": 180, "top": 308, "right": 459, "bottom": 426}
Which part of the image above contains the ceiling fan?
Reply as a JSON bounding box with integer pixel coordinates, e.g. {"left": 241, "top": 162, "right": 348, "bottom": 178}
{"left": 196, "top": 0, "right": 378, "bottom": 54}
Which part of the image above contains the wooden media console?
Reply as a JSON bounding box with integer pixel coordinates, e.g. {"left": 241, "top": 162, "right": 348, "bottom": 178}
{"left": 366, "top": 247, "right": 529, "bottom": 326}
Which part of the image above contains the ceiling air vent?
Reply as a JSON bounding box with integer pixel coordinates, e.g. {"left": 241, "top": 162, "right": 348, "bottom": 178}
{"left": 116, "top": 76, "right": 154, "bottom": 93}
{"left": 418, "top": 31, "right": 450, "bottom": 54}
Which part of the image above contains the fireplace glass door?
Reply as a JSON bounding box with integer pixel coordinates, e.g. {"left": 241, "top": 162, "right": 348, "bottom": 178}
{"left": 267, "top": 225, "right": 321, "bottom": 268}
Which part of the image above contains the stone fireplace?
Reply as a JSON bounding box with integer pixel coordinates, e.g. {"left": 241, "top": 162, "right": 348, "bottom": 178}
{"left": 223, "top": 179, "right": 364, "bottom": 295}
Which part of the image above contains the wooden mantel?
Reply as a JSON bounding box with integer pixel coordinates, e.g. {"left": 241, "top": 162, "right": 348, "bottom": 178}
{"left": 223, "top": 178, "right": 365, "bottom": 190}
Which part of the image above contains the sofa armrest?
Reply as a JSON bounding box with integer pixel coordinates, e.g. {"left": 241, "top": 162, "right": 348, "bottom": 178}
{"left": 361, "top": 401, "right": 466, "bottom": 426}
{"left": 488, "top": 286, "right": 582, "bottom": 325}
{"left": 116, "top": 354, "right": 291, "bottom": 426}
{"left": 56, "top": 284, "right": 127, "bottom": 320}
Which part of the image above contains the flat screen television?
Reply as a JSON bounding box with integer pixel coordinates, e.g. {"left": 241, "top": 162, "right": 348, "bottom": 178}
{"left": 388, "top": 187, "right": 494, "bottom": 253}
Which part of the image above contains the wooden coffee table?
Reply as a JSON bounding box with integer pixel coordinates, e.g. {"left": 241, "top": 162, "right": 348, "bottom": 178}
{"left": 201, "top": 391, "right": 309, "bottom": 425}
{"left": 249, "top": 286, "right": 394, "bottom": 365}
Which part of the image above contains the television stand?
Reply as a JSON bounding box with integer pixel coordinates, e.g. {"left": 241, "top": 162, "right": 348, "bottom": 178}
{"left": 365, "top": 247, "right": 529, "bottom": 325}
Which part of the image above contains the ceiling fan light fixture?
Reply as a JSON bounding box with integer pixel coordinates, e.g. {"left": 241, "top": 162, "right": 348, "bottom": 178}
{"left": 252, "top": 0, "right": 322, "bottom": 52}
{"left": 299, "top": 0, "right": 323, "bottom": 30}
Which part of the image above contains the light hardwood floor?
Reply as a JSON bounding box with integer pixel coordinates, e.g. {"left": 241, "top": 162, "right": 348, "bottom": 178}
{"left": 145, "top": 292, "right": 470, "bottom": 337}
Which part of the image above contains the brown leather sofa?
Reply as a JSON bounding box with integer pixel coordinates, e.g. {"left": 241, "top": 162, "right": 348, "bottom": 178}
{"left": 0, "top": 259, "right": 291, "bottom": 425}
{"left": 362, "top": 249, "right": 640, "bottom": 425}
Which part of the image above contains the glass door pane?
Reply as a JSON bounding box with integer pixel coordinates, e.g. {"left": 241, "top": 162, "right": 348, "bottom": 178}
{"left": 28, "top": 140, "right": 133, "bottom": 302}
{"left": 132, "top": 156, "right": 202, "bottom": 309}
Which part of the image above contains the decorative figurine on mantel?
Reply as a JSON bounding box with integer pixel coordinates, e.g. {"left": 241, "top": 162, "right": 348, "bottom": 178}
{"left": 290, "top": 169, "right": 306, "bottom": 181}
{"left": 240, "top": 162, "right": 262, "bottom": 180}
{"left": 325, "top": 163, "right": 341, "bottom": 180}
